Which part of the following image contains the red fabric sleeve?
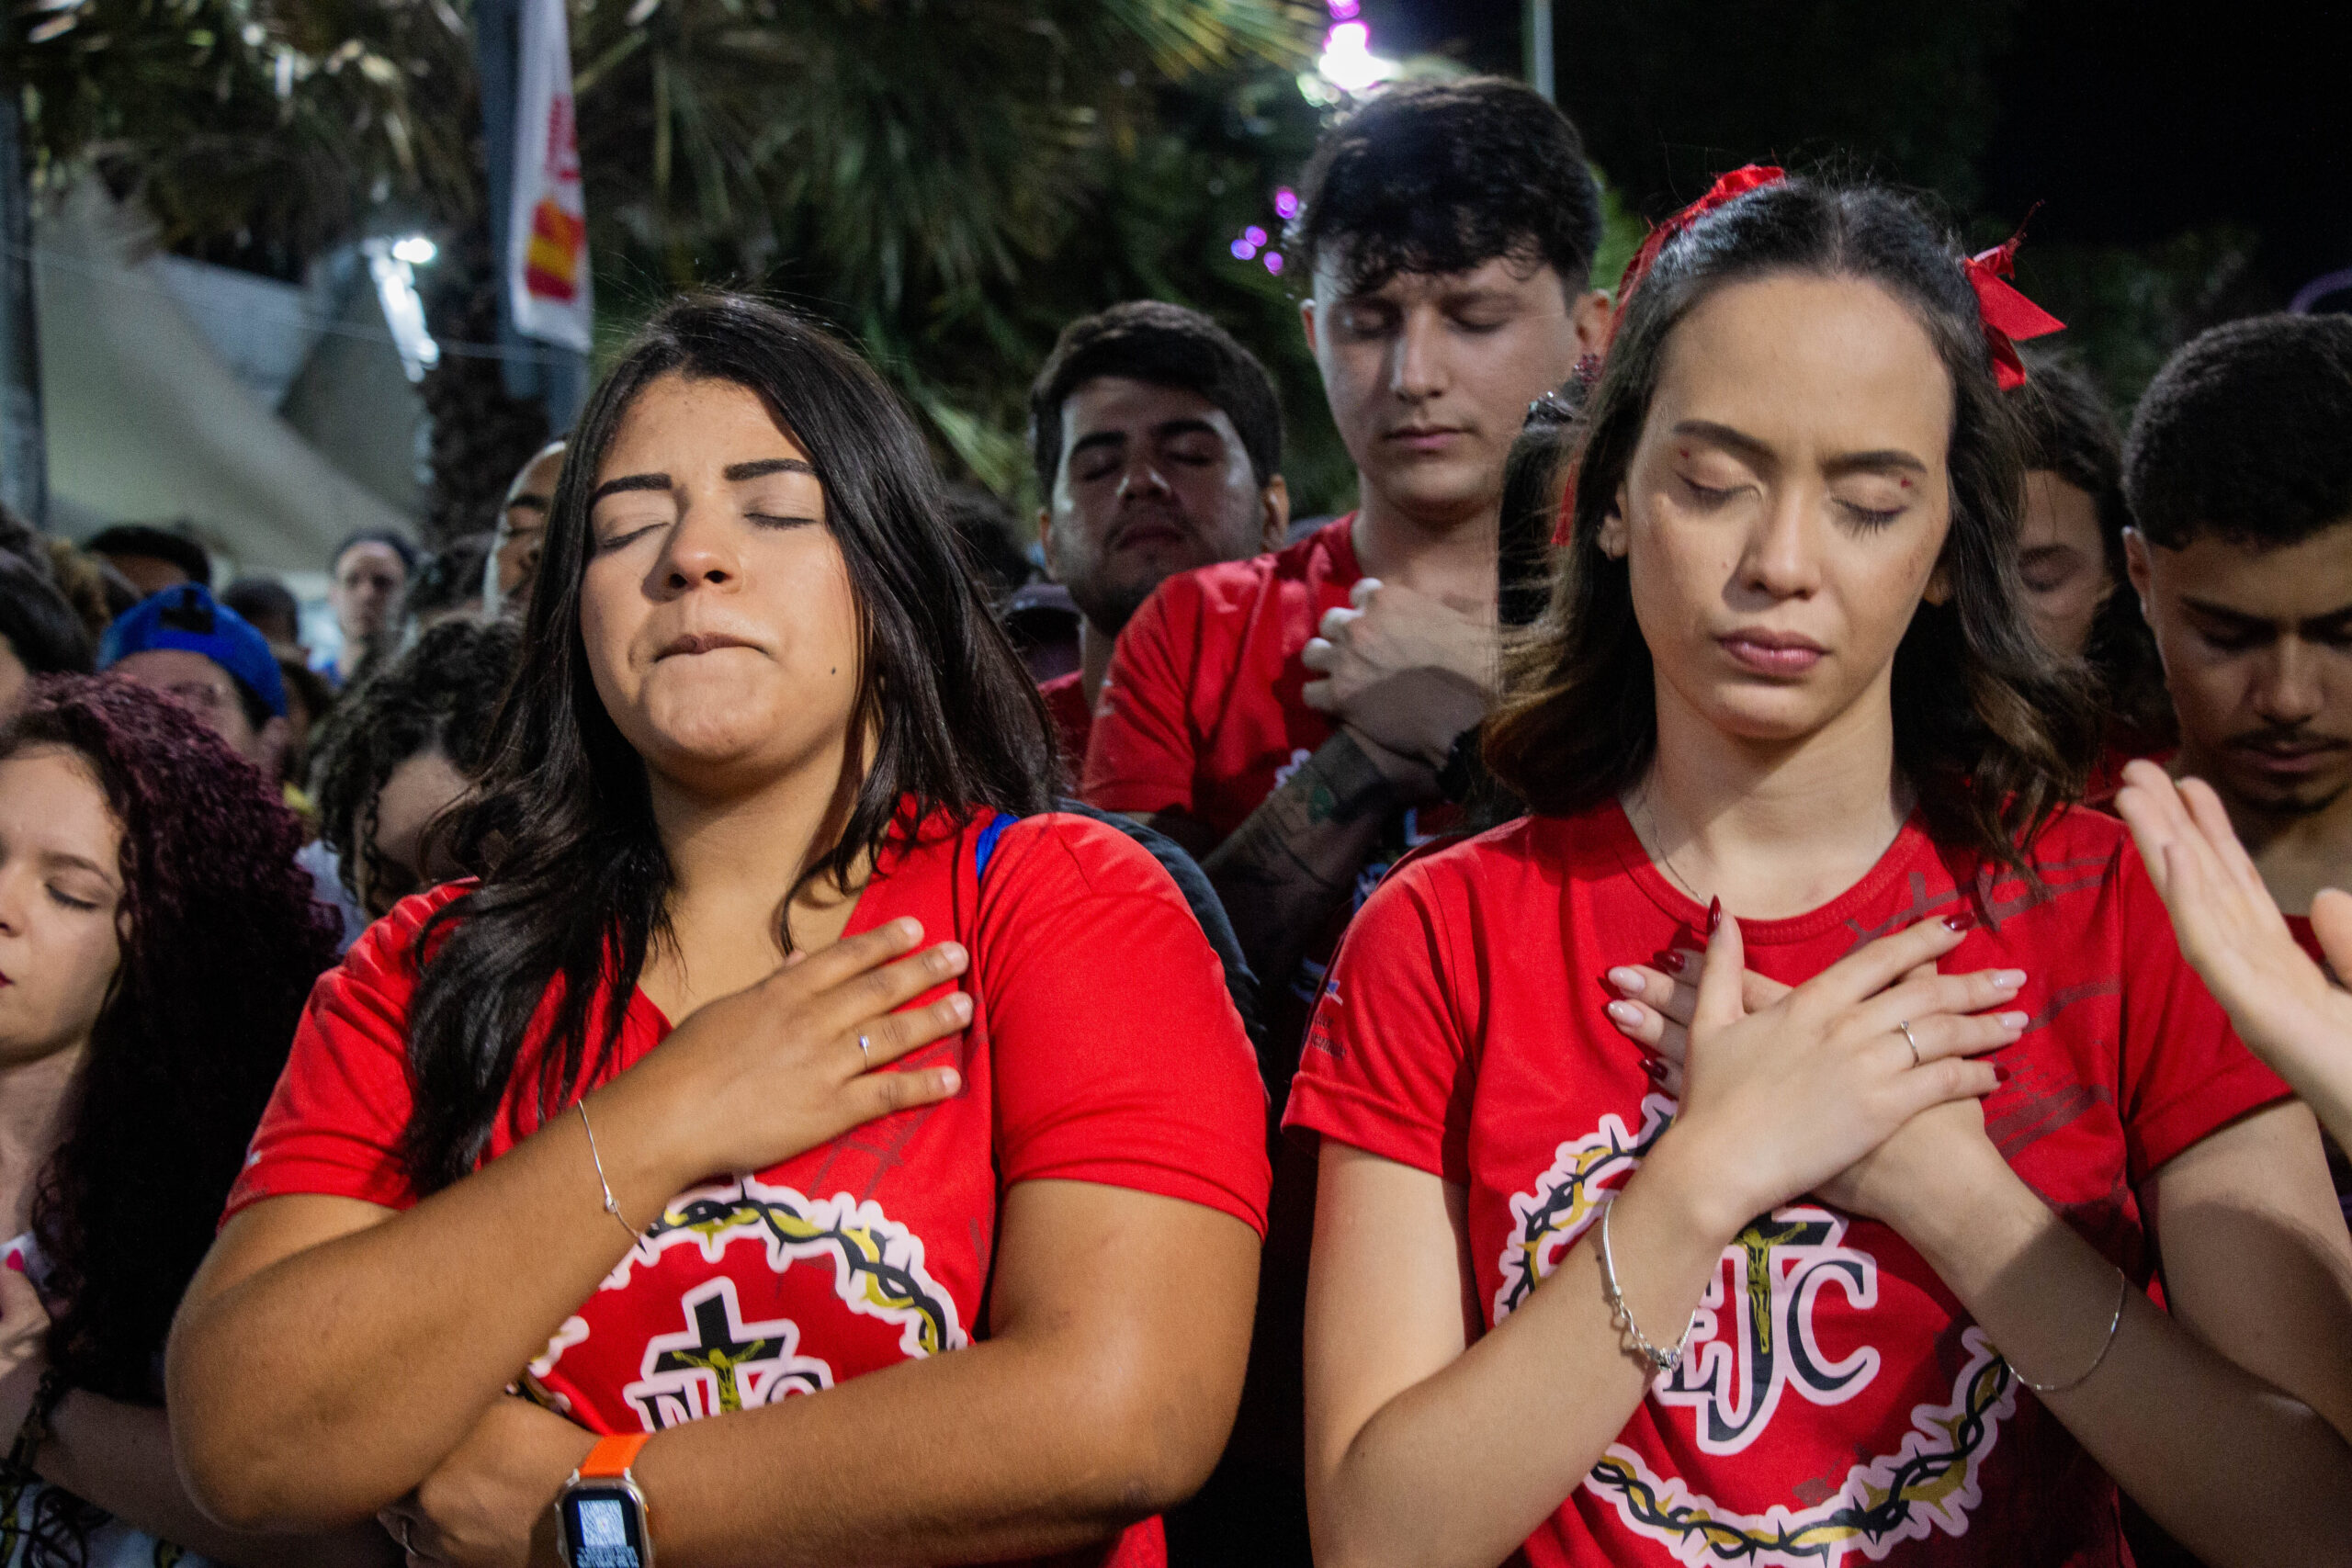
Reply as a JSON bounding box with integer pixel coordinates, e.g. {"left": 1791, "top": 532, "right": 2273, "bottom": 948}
{"left": 1080, "top": 575, "right": 1203, "bottom": 818}
{"left": 2112, "top": 843, "right": 2293, "bottom": 1183}
{"left": 977, "top": 814, "right": 1271, "bottom": 1234}
{"left": 220, "top": 891, "right": 453, "bottom": 1221}
{"left": 1282, "top": 862, "right": 1476, "bottom": 1184}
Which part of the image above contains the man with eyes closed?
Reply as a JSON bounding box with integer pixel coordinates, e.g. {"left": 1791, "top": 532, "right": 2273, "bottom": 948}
{"left": 1029, "top": 303, "right": 1291, "bottom": 767}
{"left": 2123, "top": 314, "right": 2352, "bottom": 967}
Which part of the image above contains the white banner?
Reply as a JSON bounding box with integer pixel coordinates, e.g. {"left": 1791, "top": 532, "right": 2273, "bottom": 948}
{"left": 506, "top": 0, "right": 593, "bottom": 351}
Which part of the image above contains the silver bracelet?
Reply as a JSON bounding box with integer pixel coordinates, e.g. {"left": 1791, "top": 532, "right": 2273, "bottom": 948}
{"left": 1598, "top": 1195, "right": 1692, "bottom": 1375}
{"left": 2007, "top": 1268, "right": 2130, "bottom": 1396}
{"left": 576, "top": 1102, "right": 639, "bottom": 1244}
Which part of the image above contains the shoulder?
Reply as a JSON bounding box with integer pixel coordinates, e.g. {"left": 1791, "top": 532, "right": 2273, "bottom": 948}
{"left": 2014, "top": 804, "right": 2135, "bottom": 891}
{"left": 1144, "top": 520, "right": 1342, "bottom": 623}
{"left": 337, "top": 881, "right": 477, "bottom": 993}
{"left": 983, "top": 810, "right": 1183, "bottom": 903}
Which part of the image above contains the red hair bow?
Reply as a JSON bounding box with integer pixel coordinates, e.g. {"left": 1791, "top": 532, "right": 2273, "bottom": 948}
{"left": 1962, "top": 231, "right": 2064, "bottom": 389}
{"left": 1611, "top": 164, "right": 1787, "bottom": 331}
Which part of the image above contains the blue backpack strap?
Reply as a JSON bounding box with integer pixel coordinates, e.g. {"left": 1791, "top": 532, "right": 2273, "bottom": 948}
{"left": 973, "top": 810, "right": 1018, "bottom": 882}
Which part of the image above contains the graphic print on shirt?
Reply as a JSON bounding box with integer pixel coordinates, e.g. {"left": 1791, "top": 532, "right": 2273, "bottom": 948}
{"left": 545, "top": 1175, "right": 967, "bottom": 1432}
{"left": 1497, "top": 1099, "right": 2022, "bottom": 1563}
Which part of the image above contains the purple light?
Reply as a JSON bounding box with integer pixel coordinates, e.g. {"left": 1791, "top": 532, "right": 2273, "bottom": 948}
{"left": 1245, "top": 225, "right": 1268, "bottom": 247}
{"left": 1273, "top": 186, "right": 1299, "bottom": 220}
{"left": 1263, "top": 251, "right": 1285, "bottom": 276}
{"left": 1231, "top": 238, "right": 1258, "bottom": 260}
{"left": 1328, "top": 0, "right": 1359, "bottom": 16}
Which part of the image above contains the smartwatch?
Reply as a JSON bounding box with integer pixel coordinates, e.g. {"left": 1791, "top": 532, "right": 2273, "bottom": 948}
{"left": 555, "top": 1433, "right": 654, "bottom": 1568}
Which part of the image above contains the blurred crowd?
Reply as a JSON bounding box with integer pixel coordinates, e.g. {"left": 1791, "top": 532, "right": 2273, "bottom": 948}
{"left": 6, "top": 73, "right": 2352, "bottom": 1568}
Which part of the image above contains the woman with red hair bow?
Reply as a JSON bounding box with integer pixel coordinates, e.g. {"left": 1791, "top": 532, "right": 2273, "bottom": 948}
{"left": 1291, "top": 175, "right": 2352, "bottom": 1568}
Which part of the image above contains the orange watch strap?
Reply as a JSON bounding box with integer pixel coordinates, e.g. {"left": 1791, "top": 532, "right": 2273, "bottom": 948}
{"left": 579, "top": 1433, "right": 650, "bottom": 1479}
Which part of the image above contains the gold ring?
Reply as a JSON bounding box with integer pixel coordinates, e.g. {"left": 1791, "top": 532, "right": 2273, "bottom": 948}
{"left": 1898, "top": 1020, "right": 1922, "bottom": 1069}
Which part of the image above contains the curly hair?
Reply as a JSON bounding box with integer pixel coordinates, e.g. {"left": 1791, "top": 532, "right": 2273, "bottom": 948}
{"left": 3, "top": 677, "right": 341, "bottom": 1409}
{"left": 1286, "top": 76, "right": 1604, "bottom": 297}
{"left": 308, "top": 616, "right": 520, "bottom": 914}
{"left": 1486, "top": 177, "right": 2102, "bottom": 874}
{"left": 2124, "top": 312, "right": 2352, "bottom": 553}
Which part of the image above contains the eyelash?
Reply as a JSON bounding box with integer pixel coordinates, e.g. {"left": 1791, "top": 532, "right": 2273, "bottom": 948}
{"left": 1838, "top": 501, "right": 1905, "bottom": 530}
{"left": 48, "top": 887, "right": 97, "bottom": 912}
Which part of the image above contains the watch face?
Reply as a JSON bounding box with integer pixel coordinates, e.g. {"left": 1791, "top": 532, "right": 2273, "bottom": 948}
{"left": 560, "top": 1483, "right": 650, "bottom": 1568}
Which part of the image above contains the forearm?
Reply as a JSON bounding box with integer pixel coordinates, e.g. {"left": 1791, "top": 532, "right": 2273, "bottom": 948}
{"left": 1203, "top": 732, "right": 1396, "bottom": 990}
{"left": 170, "top": 1082, "right": 700, "bottom": 1527}
{"left": 1903, "top": 1161, "right": 2352, "bottom": 1568}
{"left": 1313, "top": 1139, "right": 1730, "bottom": 1568}
{"left": 39, "top": 1393, "right": 398, "bottom": 1568}
{"left": 624, "top": 1331, "right": 1207, "bottom": 1568}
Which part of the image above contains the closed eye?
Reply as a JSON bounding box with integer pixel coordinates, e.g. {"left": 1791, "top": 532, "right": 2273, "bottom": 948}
{"left": 1838, "top": 500, "right": 1905, "bottom": 529}
{"left": 594, "top": 524, "right": 664, "bottom": 555}
{"left": 48, "top": 886, "right": 99, "bottom": 912}
{"left": 746, "top": 512, "right": 820, "bottom": 529}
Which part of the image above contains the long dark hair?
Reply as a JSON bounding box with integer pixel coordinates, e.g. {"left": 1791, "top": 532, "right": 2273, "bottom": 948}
{"left": 1487, "top": 178, "right": 2102, "bottom": 869}
{"left": 402, "top": 293, "right": 1057, "bottom": 1194}
{"left": 3, "top": 678, "right": 340, "bottom": 1402}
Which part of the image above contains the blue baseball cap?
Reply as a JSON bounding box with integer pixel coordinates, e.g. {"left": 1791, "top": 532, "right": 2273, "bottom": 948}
{"left": 100, "top": 583, "right": 288, "bottom": 718}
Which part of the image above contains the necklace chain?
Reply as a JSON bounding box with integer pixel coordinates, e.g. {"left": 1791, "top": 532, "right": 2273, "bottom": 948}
{"left": 1634, "top": 786, "right": 1710, "bottom": 909}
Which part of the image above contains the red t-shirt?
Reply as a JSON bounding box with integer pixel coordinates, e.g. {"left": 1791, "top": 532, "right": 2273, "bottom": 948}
{"left": 1083, "top": 514, "right": 1363, "bottom": 837}
{"left": 229, "top": 807, "right": 1270, "bottom": 1568}
{"left": 1039, "top": 670, "right": 1094, "bottom": 773}
{"left": 1081, "top": 513, "right": 1454, "bottom": 1015}
{"left": 1285, "top": 801, "right": 2290, "bottom": 1568}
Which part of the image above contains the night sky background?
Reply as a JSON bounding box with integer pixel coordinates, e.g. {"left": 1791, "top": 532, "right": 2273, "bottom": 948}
{"left": 1374, "top": 0, "right": 2351, "bottom": 400}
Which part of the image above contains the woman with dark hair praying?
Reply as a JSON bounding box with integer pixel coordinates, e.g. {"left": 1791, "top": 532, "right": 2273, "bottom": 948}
{"left": 165, "top": 294, "right": 1268, "bottom": 1568}
{"left": 0, "top": 677, "right": 383, "bottom": 1567}
{"left": 1289, "top": 175, "right": 2352, "bottom": 1568}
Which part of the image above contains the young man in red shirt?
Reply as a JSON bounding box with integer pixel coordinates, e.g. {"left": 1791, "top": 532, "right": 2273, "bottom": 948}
{"left": 1083, "top": 77, "right": 1614, "bottom": 1047}
{"left": 1080, "top": 78, "right": 1612, "bottom": 1564}
{"left": 2121, "top": 313, "right": 2352, "bottom": 967}
{"left": 1028, "top": 302, "right": 1291, "bottom": 769}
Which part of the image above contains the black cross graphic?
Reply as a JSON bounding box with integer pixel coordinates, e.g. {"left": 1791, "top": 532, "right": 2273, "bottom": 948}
{"left": 647, "top": 1293, "right": 785, "bottom": 1414}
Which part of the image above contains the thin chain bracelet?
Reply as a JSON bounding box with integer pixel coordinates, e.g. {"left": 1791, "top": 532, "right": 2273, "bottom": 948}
{"left": 577, "top": 1101, "right": 640, "bottom": 1245}
{"left": 1599, "top": 1195, "right": 1692, "bottom": 1375}
{"left": 2007, "top": 1268, "right": 2130, "bottom": 1396}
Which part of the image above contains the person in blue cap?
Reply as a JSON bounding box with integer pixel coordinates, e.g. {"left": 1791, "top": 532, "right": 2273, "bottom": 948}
{"left": 99, "top": 583, "right": 290, "bottom": 785}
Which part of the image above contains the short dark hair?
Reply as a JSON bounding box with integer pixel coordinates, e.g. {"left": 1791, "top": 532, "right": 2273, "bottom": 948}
{"left": 1027, "top": 301, "right": 1283, "bottom": 493}
{"left": 220, "top": 575, "right": 302, "bottom": 643}
{"left": 1286, "top": 76, "right": 1604, "bottom": 298}
{"left": 85, "top": 524, "right": 211, "bottom": 589}
{"left": 1487, "top": 177, "right": 2101, "bottom": 874}
{"left": 0, "top": 552, "right": 96, "bottom": 676}
{"left": 332, "top": 528, "right": 418, "bottom": 577}
{"left": 2124, "top": 313, "right": 2352, "bottom": 551}
{"left": 2014, "top": 348, "right": 2174, "bottom": 750}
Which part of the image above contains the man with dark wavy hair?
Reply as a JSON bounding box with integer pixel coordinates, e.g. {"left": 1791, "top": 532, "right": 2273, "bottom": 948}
{"left": 1087, "top": 76, "right": 1609, "bottom": 1049}
{"left": 1080, "top": 77, "right": 1611, "bottom": 1566}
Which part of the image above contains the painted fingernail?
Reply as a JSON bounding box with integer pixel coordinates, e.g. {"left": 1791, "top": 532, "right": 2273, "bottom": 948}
{"left": 1608, "top": 966, "right": 1645, "bottom": 993}
{"left": 1707, "top": 897, "right": 1723, "bottom": 936}
{"left": 1660, "top": 950, "right": 1689, "bottom": 975}
{"left": 1642, "top": 1058, "right": 1668, "bottom": 1081}
{"left": 1991, "top": 969, "right": 2025, "bottom": 989}
{"left": 1943, "top": 911, "right": 1977, "bottom": 933}
{"left": 1606, "top": 1000, "right": 1644, "bottom": 1027}
{"left": 1993, "top": 1062, "right": 2011, "bottom": 1085}
{"left": 3, "top": 1253, "right": 21, "bottom": 1273}
{"left": 1997, "top": 1011, "right": 2029, "bottom": 1030}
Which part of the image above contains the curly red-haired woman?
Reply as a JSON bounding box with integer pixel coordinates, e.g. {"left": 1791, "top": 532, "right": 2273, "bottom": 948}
{"left": 0, "top": 676, "right": 391, "bottom": 1567}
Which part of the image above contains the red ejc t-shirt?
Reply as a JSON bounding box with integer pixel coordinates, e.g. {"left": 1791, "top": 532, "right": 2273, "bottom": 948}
{"left": 228, "top": 807, "right": 1271, "bottom": 1568}
{"left": 1038, "top": 670, "right": 1094, "bottom": 774}
{"left": 1284, "top": 801, "right": 2290, "bottom": 1568}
